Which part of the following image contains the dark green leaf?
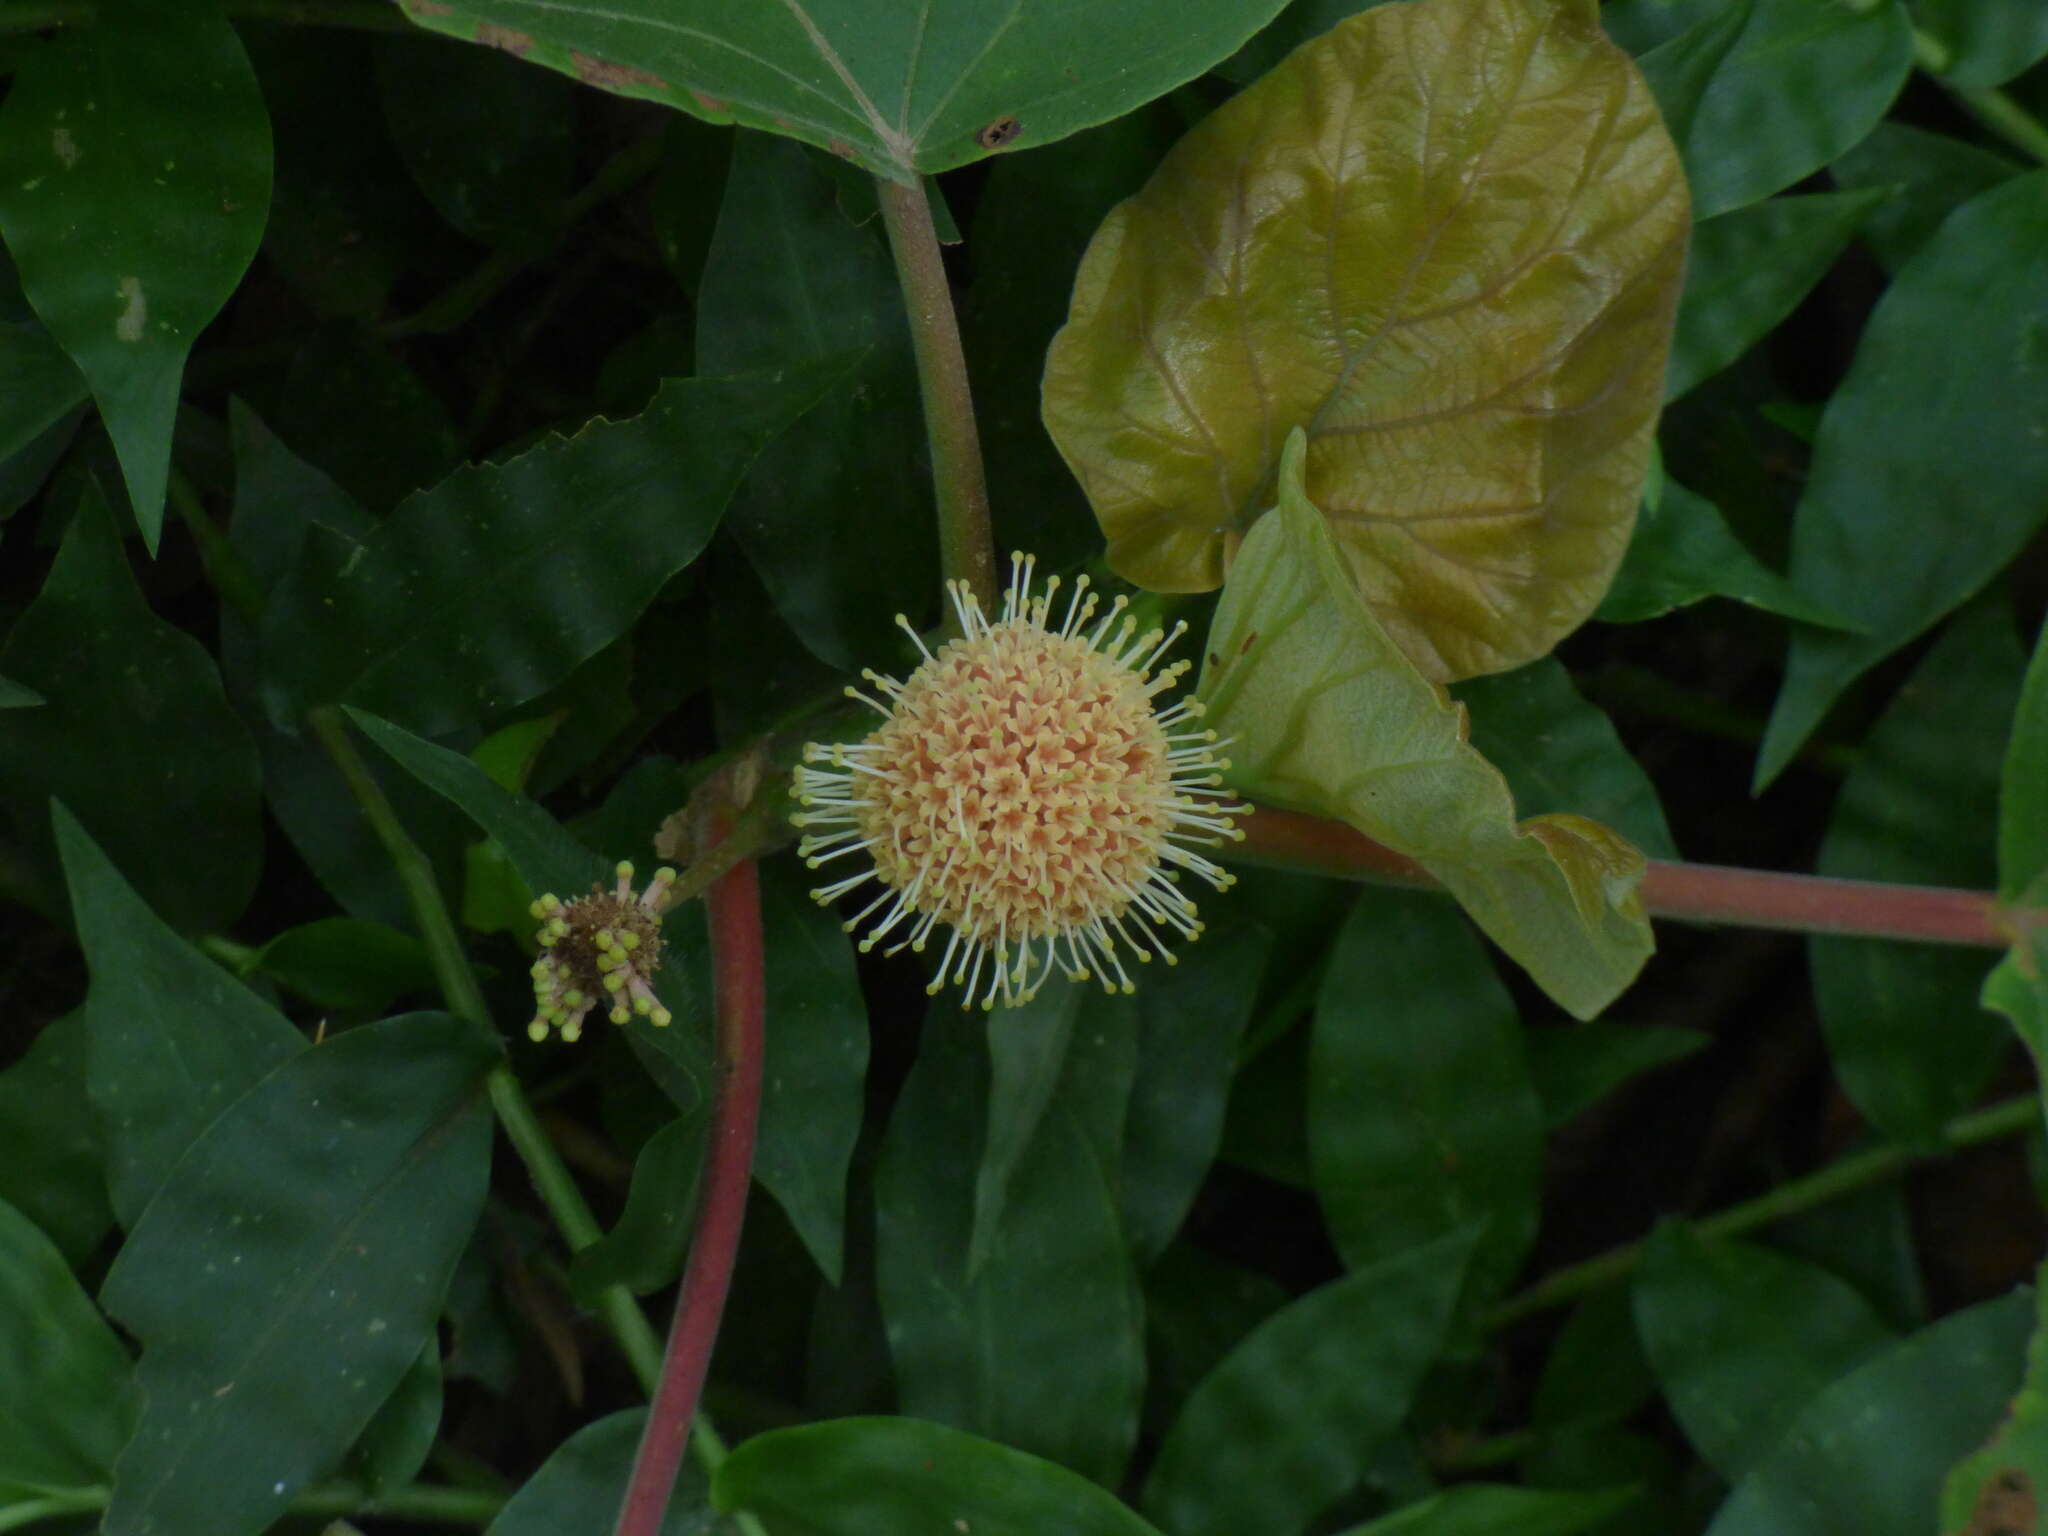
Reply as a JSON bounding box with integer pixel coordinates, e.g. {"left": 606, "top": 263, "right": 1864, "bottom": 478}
{"left": 395, "top": 0, "right": 1284, "bottom": 182}
{"left": 1596, "top": 479, "right": 1857, "bottom": 630}
{"left": 696, "top": 133, "right": 932, "bottom": 670}
{"left": 1533, "top": 1290, "right": 1657, "bottom": 1430}
{"left": 570, "top": 1111, "right": 705, "bottom": 1301}
{"left": 1830, "top": 123, "right": 2024, "bottom": 272}
{"left": 1633, "top": 1223, "right": 1896, "bottom": 1481}
{"left": 969, "top": 983, "right": 1083, "bottom": 1277}
{"left": 1668, "top": 191, "right": 1888, "bottom": 402}
{"left": 348, "top": 1341, "right": 441, "bottom": 1495}
{"left": 1457, "top": 657, "right": 1678, "bottom": 861}
{"left": 1526, "top": 1020, "right": 1709, "bottom": 1130}
{"left": 1310, "top": 889, "right": 1542, "bottom": 1316}
{"left": 0, "top": 1194, "right": 133, "bottom": 1494}
{"left": 53, "top": 804, "right": 303, "bottom": 1228}
{"left": 1811, "top": 599, "right": 2020, "bottom": 1142}
{"left": 265, "top": 365, "right": 844, "bottom": 737}
{"left": 270, "top": 326, "right": 462, "bottom": 515}
{"left": 1144, "top": 1244, "right": 1290, "bottom": 1427}
{"left": 0, "top": 486, "right": 262, "bottom": 931}
{"left": 1768, "top": 1182, "right": 1928, "bottom": 1334}
{"left": 1119, "top": 918, "right": 1271, "bottom": 1264}
{"left": 0, "top": 314, "right": 85, "bottom": 462}
{"left": 253, "top": 917, "right": 436, "bottom": 1015}
{"left": 0, "top": 1011, "right": 110, "bottom": 1267}
{"left": 0, "top": 676, "right": 43, "bottom": 709}
{"left": 1143, "top": 1230, "right": 1476, "bottom": 1536}
{"left": 752, "top": 861, "right": 870, "bottom": 1286}
{"left": 2000, "top": 613, "right": 2048, "bottom": 901}
{"left": 1704, "top": 1289, "right": 2032, "bottom": 1535}
{"left": 1914, "top": 0, "right": 2048, "bottom": 86}
{"left": 712, "top": 1417, "right": 1164, "bottom": 1536}
{"left": 0, "top": 404, "right": 81, "bottom": 519}
{"left": 0, "top": 0, "right": 270, "bottom": 547}
{"left": 100, "top": 1013, "right": 496, "bottom": 1536}
{"left": 876, "top": 1008, "right": 1143, "bottom": 1484}
{"left": 1637, "top": 0, "right": 1912, "bottom": 220}
{"left": 1940, "top": 1265, "right": 2048, "bottom": 1533}
{"left": 375, "top": 32, "right": 577, "bottom": 246}
{"left": 490, "top": 1408, "right": 725, "bottom": 1535}
{"left": 1757, "top": 171, "right": 2048, "bottom": 787}
{"left": 1332, "top": 1485, "right": 1639, "bottom": 1536}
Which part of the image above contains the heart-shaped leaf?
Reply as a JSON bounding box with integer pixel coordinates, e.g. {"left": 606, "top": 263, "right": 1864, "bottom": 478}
{"left": 1200, "top": 429, "right": 1652, "bottom": 1019}
{"left": 1044, "top": 0, "right": 1686, "bottom": 681}
{"left": 395, "top": 0, "right": 1284, "bottom": 184}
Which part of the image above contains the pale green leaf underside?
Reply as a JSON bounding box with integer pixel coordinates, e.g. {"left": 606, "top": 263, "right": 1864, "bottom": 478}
{"left": 1200, "top": 429, "right": 1651, "bottom": 1019}
{"left": 397, "top": 0, "right": 1284, "bottom": 183}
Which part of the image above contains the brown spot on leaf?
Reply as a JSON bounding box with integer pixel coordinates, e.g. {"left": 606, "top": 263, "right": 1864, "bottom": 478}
{"left": 690, "top": 90, "right": 728, "bottom": 115}
{"left": 569, "top": 51, "right": 667, "bottom": 94}
{"left": 404, "top": 0, "right": 452, "bottom": 14}
{"left": 1963, "top": 1468, "right": 2036, "bottom": 1536}
{"left": 975, "top": 114, "right": 1021, "bottom": 150}
{"left": 827, "top": 138, "right": 857, "bottom": 160}
{"left": 475, "top": 23, "right": 533, "bottom": 56}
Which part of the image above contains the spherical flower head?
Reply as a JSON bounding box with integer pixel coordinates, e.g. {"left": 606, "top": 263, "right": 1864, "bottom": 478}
{"left": 792, "top": 552, "right": 1247, "bottom": 1009}
{"left": 527, "top": 861, "right": 678, "bottom": 1042}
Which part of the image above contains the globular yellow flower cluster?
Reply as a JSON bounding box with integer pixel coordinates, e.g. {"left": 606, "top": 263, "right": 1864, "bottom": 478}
{"left": 793, "top": 554, "right": 1245, "bottom": 1009}
{"left": 526, "top": 861, "right": 677, "bottom": 1042}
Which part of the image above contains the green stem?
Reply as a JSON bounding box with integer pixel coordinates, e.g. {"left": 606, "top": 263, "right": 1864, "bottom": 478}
{"left": 1485, "top": 1093, "right": 2041, "bottom": 1330}
{"left": 1911, "top": 25, "right": 2048, "bottom": 167}
{"left": 309, "top": 706, "right": 753, "bottom": 1522}
{"left": 0, "top": 0, "right": 413, "bottom": 30}
{"left": 382, "top": 135, "right": 663, "bottom": 342}
{"left": 168, "top": 471, "right": 266, "bottom": 629}
{"left": 876, "top": 175, "right": 998, "bottom": 618}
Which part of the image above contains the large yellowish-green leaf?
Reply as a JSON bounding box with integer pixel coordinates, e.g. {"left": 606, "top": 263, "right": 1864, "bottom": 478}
{"left": 1200, "top": 429, "right": 1651, "bottom": 1019}
{"left": 1043, "top": 0, "right": 1687, "bottom": 681}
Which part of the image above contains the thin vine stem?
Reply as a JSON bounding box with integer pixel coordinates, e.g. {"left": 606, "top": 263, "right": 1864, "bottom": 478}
{"left": 306, "top": 707, "right": 766, "bottom": 1529}
{"left": 876, "top": 174, "right": 998, "bottom": 618}
{"left": 1232, "top": 804, "right": 2020, "bottom": 948}
{"left": 1911, "top": 25, "right": 2048, "bottom": 167}
{"left": 1485, "top": 1092, "right": 2042, "bottom": 1330}
{"left": 616, "top": 823, "right": 767, "bottom": 1536}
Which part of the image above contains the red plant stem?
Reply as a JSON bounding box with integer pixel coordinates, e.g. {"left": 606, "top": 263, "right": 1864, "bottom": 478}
{"left": 613, "top": 848, "right": 766, "bottom": 1536}
{"left": 1234, "top": 805, "right": 2012, "bottom": 949}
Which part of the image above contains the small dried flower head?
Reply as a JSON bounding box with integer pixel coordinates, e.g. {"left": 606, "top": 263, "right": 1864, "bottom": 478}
{"left": 791, "top": 552, "right": 1246, "bottom": 1009}
{"left": 527, "top": 861, "right": 678, "bottom": 1042}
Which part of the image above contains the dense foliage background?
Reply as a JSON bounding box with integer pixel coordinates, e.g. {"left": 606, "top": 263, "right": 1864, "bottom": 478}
{"left": 2, "top": 0, "right": 2047, "bottom": 1533}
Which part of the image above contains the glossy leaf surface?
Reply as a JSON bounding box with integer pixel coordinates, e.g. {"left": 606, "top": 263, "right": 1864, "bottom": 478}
{"left": 0, "top": 0, "right": 269, "bottom": 547}
{"left": 395, "top": 0, "right": 1282, "bottom": 183}
{"left": 490, "top": 1408, "right": 724, "bottom": 1535}
{"left": 1703, "top": 1290, "right": 2031, "bottom": 1536}
{"left": 1757, "top": 171, "right": 2048, "bottom": 787}
{"left": 1624, "top": 0, "right": 1912, "bottom": 220}
{"left": 1200, "top": 430, "right": 1653, "bottom": 1019}
{"left": 1633, "top": 1223, "right": 1895, "bottom": 1481}
{"left": 1457, "top": 656, "right": 1677, "bottom": 860}
{"left": 1668, "top": 191, "right": 1887, "bottom": 402}
{"left": 1310, "top": 888, "right": 1542, "bottom": 1315}
{"left": 1596, "top": 479, "right": 1852, "bottom": 629}
{"left": 696, "top": 133, "right": 932, "bottom": 671}
{"left": 0, "top": 1012, "right": 109, "bottom": 1267}
{"left": 1810, "top": 601, "right": 2018, "bottom": 1143}
{"left": 1044, "top": 0, "right": 1686, "bottom": 680}
{"left": 53, "top": 804, "right": 303, "bottom": 1228}
{"left": 0, "top": 486, "right": 261, "bottom": 931}
{"left": 0, "top": 1195, "right": 133, "bottom": 1494}
{"left": 101, "top": 1013, "right": 495, "bottom": 1536}
{"left": 713, "top": 1417, "right": 1163, "bottom": 1536}
{"left": 264, "top": 365, "right": 841, "bottom": 737}
{"left": 1143, "top": 1230, "right": 1475, "bottom": 1536}
{"left": 876, "top": 1005, "right": 1142, "bottom": 1484}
